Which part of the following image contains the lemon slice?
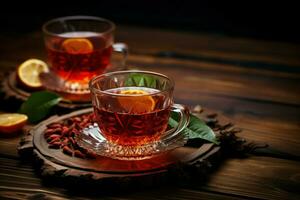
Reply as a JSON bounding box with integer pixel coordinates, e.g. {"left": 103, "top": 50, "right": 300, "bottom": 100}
{"left": 17, "top": 59, "right": 49, "bottom": 89}
{"left": 118, "top": 89, "right": 155, "bottom": 113}
{"left": 62, "top": 38, "right": 93, "bottom": 54}
{"left": 0, "top": 113, "right": 28, "bottom": 134}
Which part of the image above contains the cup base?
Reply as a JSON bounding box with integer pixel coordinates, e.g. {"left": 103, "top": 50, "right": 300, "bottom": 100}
{"left": 75, "top": 123, "right": 188, "bottom": 160}
{"left": 39, "top": 72, "right": 91, "bottom": 102}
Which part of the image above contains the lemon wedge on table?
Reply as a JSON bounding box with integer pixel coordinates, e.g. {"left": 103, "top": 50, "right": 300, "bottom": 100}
{"left": 17, "top": 59, "right": 49, "bottom": 90}
{"left": 0, "top": 113, "right": 28, "bottom": 134}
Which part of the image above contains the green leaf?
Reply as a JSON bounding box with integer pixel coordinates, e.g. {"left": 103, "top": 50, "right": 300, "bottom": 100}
{"left": 19, "top": 91, "right": 62, "bottom": 123}
{"left": 169, "top": 112, "right": 220, "bottom": 145}
{"left": 125, "top": 73, "right": 157, "bottom": 88}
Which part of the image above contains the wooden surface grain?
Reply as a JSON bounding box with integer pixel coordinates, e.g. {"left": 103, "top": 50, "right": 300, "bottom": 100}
{"left": 0, "top": 25, "right": 300, "bottom": 199}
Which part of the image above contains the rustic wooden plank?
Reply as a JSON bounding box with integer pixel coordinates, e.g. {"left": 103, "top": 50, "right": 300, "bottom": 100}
{"left": 174, "top": 91, "right": 300, "bottom": 123}
{"left": 0, "top": 187, "right": 243, "bottom": 200}
{"left": 0, "top": 34, "right": 45, "bottom": 75}
{"left": 0, "top": 137, "right": 20, "bottom": 158}
{"left": 128, "top": 54, "right": 300, "bottom": 80}
{"left": 116, "top": 25, "right": 300, "bottom": 67}
{"left": 121, "top": 188, "right": 245, "bottom": 200}
{"left": 173, "top": 90, "right": 300, "bottom": 151}
{"left": 201, "top": 157, "right": 300, "bottom": 200}
{"left": 0, "top": 189, "right": 69, "bottom": 200}
{"left": 127, "top": 55, "right": 300, "bottom": 106}
{"left": 0, "top": 157, "right": 242, "bottom": 200}
{"left": 0, "top": 155, "right": 299, "bottom": 200}
{"left": 235, "top": 118, "right": 300, "bottom": 149}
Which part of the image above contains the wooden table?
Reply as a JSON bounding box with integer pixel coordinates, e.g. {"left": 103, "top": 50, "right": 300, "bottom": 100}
{"left": 0, "top": 25, "right": 299, "bottom": 199}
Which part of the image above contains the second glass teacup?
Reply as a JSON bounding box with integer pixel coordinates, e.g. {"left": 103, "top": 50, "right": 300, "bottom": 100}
{"left": 42, "top": 16, "right": 128, "bottom": 94}
{"left": 84, "top": 70, "right": 189, "bottom": 160}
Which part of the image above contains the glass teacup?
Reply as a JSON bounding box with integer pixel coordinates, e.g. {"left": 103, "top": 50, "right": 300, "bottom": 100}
{"left": 82, "top": 70, "right": 190, "bottom": 160}
{"left": 42, "top": 16, "right": 128, "bottom": 94}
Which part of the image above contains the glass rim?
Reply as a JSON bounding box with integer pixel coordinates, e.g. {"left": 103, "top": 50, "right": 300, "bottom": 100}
{"left": 42, "top": 15, "right": 116, "bottom": 37}
{"left": 89, "top": 70, "right": 175, "bottom": 97}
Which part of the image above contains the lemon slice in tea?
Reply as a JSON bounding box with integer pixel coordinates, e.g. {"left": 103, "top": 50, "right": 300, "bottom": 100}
{"left": 118, "top": 89, "right": 155, "bottom": 113}
{"left": 62, "top": 38, "right": 93, "bottom": 54}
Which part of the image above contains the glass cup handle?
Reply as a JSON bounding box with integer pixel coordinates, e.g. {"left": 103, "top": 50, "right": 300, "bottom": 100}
{"left": 111, "top": 43, "right": 129, "bottom": 70}
{"left": 162, "top": 104, "right": 190, "bottom": 144}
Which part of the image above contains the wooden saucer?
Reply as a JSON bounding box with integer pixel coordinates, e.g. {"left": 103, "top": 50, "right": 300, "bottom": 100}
{"left": 18, "top": 108, "right": 223, "bottom": 187}
{"left": 1, "top": 71, "right": 91, "bottom": 109}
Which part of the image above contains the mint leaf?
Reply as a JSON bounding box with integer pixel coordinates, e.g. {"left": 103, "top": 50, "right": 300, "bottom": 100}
{"left": 19, "top": 91, "right": 62, "bottom": 123}
{"left": 169, "top": 112, "right": 220, "bottom": 145}
{"left": 125, "top": 73, "right": 157, "bottom": 88}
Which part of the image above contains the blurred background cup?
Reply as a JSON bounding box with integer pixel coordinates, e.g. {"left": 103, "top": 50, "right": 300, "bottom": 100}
{"left": 42, "top": 16, "right": 128, "bottom": 93}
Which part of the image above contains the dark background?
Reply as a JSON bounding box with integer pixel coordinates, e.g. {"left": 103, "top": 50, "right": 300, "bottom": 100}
{"left": 1, "top": 1, "right": 299, "bottom": 43}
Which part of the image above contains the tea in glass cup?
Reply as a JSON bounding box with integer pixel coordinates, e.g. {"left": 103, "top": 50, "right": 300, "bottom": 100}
{"left": 42, "top": 16, "right": 128, "bottom": 92}
{"left": 89, "top": 70, "right": 189, "bottom": 147}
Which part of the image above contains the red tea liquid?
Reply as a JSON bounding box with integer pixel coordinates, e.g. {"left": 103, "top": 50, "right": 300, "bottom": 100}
{"left": 94, "top": 87, "right": 171, "bottom": 146}
{"left": 46, "top": 31, "right": 113, "bottom": 85}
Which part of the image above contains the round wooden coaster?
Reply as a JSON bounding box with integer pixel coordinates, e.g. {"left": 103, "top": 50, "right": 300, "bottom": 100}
{"left": 18, "top": 108, "right": 224, "bottom": 187}
{"left": 1, "top": 71, "right": 91, "bottom": 109}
